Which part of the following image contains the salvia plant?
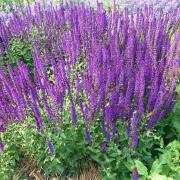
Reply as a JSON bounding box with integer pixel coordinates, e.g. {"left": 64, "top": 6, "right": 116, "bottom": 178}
{"left": 0, "top": 0, "right": 179, "bottom": 169}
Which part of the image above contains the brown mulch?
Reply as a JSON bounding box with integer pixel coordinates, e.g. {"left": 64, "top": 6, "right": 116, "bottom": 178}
{"left": 13, "top": 153, "right": 101, "bottom": 180}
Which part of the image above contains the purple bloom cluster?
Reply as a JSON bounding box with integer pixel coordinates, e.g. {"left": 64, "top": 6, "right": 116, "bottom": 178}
{"left": 0, "top": 2, "right": 179, "bottom": 149}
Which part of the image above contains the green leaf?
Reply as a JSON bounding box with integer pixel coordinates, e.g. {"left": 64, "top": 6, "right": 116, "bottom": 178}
{"left": 172, "top": 118, "right": 180, "bottom": 132}
{"left": 148, "top": 174, "right": 173, "bottom": 180}
{"left": 124, "top": 159, "right": 134, "bottom": 171}
{"left": 135, "top": 160, "right": 148, "bottom": 177}
{"left": 175, "top": 171, "right": 180, "bottom": 180}
{"left": 150, "top": 160, "right": 162, "bottom": 174}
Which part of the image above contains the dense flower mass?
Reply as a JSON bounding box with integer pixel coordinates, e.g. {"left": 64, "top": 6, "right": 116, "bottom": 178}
{"left": 0, "top": 1, "right": 179, "bottom": 150}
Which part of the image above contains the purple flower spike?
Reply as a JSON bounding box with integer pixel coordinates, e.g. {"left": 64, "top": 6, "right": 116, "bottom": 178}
{"left": 132, "top": 167, "right": 138, "bottom": 180}
{"left": 85, "top": 128, "right": 92, "bottom": 144}
{"left": 132, "top": 131, "right": 139, "bottom": 149}
{"left": 70, "top": 100, "right": 78, "bottom": 126}
{"left": 0, "top": 140, "right": 4, "bottom": 153}
{"left": 105, "top": 131, "right": 111, "bottom": 143}
{"left": 47, "top": 140, "right": 55, "bottom": 155}
{"left": 101, "top": 142, "right": 107, "bottom": 153}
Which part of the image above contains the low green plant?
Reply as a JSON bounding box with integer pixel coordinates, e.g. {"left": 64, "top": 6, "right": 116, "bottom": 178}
{"left": 133, "top": 140, "right": 180, "bottom": 180}
{"left": 0, "top": 99, "right": 179, "bottom": 179}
